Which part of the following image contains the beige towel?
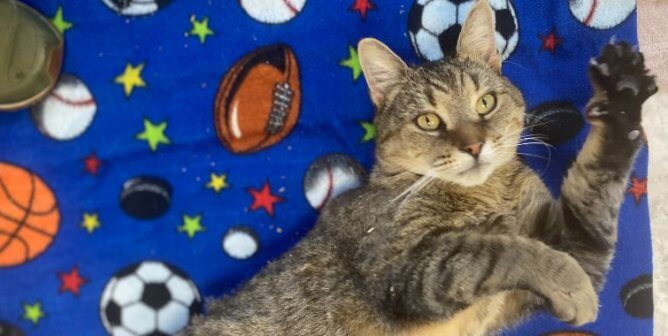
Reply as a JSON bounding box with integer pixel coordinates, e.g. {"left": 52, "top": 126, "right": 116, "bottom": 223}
{"left": 638, "top": 0, "right": 668, "bottom": 87}
{"left": 638, "top": 1, "right": 668, "bottom": 335}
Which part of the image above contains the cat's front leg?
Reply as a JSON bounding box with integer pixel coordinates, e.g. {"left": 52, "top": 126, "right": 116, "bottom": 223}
{"left": 553, "top": 41, "right": 657, "bottom": 288}
{"left": 380, "top": 234, "right": 597, "bottom": 328}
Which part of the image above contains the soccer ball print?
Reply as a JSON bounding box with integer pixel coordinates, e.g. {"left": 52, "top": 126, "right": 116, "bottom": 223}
{"left": 408, "top": 0, "right": 519, "bottom": 61}
{"left": 100, "top": 0, "right": 172, "bottom": 16}
{"left": 99, "top": 261, "right": 202, "bottom": 336}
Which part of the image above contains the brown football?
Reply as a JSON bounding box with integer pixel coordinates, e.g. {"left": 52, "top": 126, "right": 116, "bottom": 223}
{"left": 214, "top": 44, "right": 301, "bottom": 154}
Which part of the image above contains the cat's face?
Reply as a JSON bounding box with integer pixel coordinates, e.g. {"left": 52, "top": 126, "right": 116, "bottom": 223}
{"left": 359, "top": 0, "right": 525, "bottom": 187}
{"left": 375, "top": 60, "right": 525, "bottom": 187}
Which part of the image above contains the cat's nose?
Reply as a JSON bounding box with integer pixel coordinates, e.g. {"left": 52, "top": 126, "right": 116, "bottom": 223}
{"left": 462, "top": 142, "right": 484, "bottom": 158}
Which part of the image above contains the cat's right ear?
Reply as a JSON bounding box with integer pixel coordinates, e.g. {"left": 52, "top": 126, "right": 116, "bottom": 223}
{"left": 456, "top": 0, "right": 500, "bottom": 71}
{"left": 358, "top": 38, "right": 407, "bottom": 106}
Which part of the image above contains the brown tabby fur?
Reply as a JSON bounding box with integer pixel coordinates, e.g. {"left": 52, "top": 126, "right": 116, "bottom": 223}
{"left": 187, "top": 1, "right": 657, "bottom": 335}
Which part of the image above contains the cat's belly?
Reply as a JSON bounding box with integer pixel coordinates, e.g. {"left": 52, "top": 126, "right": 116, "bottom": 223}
{"left": 401, "top": 292, "right": 513, "bottom": 336}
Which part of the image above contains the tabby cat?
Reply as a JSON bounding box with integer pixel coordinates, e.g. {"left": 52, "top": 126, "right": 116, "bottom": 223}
{"left": 187, "top": 0, "right": 657, "bottom": 334}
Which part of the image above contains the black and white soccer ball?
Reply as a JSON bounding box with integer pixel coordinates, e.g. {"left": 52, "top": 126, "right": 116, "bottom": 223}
{"left": 100, "top": 261, "right": 202, "bottom": 336}
{"left": 100, "top": 0, "right": 172, "bottom": 16}
{"left": 408, "top": 0, "right": 519, "bottom": 61}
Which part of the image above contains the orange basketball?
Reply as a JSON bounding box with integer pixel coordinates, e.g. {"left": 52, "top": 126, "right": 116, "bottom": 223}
{"left": 0, "top": 162, "right": 59, "bottom": 267}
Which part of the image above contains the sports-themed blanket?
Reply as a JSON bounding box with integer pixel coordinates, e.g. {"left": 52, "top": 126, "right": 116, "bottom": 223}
{"left": 0, "top": 0, "right": 653, "bottom": 335}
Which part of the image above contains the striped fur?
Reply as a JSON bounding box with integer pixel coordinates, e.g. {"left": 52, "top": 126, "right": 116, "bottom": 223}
{"left": 187, "top": 1, "right": 656, "bottom": 335}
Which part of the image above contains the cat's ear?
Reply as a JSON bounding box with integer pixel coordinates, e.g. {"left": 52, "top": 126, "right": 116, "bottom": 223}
{"left": 358, "top": 38, "right": 407, "bottom": 106}
{"left": 456, "top": 0, "right": 501, "bottom": 71}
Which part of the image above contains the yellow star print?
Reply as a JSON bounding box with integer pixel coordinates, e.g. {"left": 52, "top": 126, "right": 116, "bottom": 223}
{"left": 51, "top": 6, "right": 73, "bottom": 34}
{"left": 136, "top": 118, "right": 171, "bottom": 151}
{"left": 81, "top": 213, "right": 101, "bottom": 234}
{"left": 206, "top": 173, "right": 229, "bottom": 193}
{"left": 114, "top": 63, "right": 146, "bottom": 97}
{"left": 360, "top": 121, "right": 376, "bottom": 142}
{"left": 178, "top": 215, "right": 205, "bottom": 239}
{"left": 340, "top": 45, "right": 362, "bottom": 81}
{"left": 23, "top": 302, "right": 45, "bottom": 324}
{"left": 189, "top": 15, "right": 214, "bottom": 44}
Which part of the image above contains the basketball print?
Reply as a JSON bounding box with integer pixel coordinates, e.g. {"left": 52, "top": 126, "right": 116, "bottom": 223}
{"left": 214, "top": 45, "right": 301, "bottom": 154}
{"left": 239, "top": 0, "right": 306, "bottom": 24}
{"left": 569, "top": 0, "right": 636, "bottom": 30}
{"left": 0, "top": 162, "right": 60, "bottom": 268}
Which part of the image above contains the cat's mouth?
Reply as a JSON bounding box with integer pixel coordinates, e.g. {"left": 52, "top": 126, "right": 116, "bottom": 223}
{"left": 460, "top": 161, "right": 488, "bottom": 175}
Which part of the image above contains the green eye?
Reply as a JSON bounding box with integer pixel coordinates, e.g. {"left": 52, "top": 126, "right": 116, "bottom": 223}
{"left": 416, "top": 113, "right": 441, "bottom": 131}
{"left": 476, "top": 93, "right": 497, "bottom": 115}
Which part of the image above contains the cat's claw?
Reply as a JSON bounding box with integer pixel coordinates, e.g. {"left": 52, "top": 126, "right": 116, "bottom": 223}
{"left": 586, "top": 41, "right": 658, "bottom": 128}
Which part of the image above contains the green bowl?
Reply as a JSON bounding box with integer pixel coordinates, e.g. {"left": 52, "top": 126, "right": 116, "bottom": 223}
{"left": 0, "top": 0, "right": 63, "bottom": 111}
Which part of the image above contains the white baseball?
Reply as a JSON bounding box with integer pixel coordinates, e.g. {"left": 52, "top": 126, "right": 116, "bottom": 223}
{"left": 31, "top": 75, "right": 96, "bottom": 141}
{"left": 569, "top": 0, "right": 636, "bottom": 30}
{"left": 240, "top": 0, "right": 306, "bottom": 24}
{"left": 222, "top": 228, "right": 259, "bottom": 260}
{"left": 303, "top": 154, "right": 366, "bottom": 210}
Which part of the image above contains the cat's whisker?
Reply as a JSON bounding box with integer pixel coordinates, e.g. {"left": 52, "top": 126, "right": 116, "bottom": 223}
{"left": 516, "top": 152, "right": 551, "bottom": 161}
{"left": 502, "top": 59, "right": 529, "bottom": 72}
{"left": 392, "top": 171, "right": 436, "bottom": 203}
{"left": 397, "top": 172, "right": 439, "bottom": 207}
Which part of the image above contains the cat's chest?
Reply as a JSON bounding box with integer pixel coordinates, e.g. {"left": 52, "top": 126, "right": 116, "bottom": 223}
{"left": 398, "top": 191, "right": 522, "bottom": 233}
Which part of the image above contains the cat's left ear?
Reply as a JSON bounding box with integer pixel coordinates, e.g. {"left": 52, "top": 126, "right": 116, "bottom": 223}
{"left": 358, "top": 38, "right": 408, "bottom": 106}
{"left": 456, "top": 0, "right": 501, "bottom": 72}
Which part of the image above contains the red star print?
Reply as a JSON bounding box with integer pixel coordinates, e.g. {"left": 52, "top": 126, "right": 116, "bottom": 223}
{"left": 539, "top": 29, "right": 563, "bottom": 54}
{"left": 58, "top": 266, "right": 87, "bottom": 295}
{"left": 349, "top": 0, "right": 376, "bottom": 20}
{"left": 83, "top": 152, "right": 101, "bottom": 175}
{"left": 628, "top": 176, "right": 648, "bottom": 205}
{"left": 247, "top": 182, "right": 284, "bottom": 217}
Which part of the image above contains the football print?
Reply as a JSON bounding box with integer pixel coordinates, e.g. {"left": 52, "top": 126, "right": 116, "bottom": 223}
{"left": 214, "top": 44, "right": 301, "bottom": 154}
{"left": 408, "top": 0, "right": 519, "bottom": 61}
{"left": 100, "top": 261, "right": 202, "bottom": 336}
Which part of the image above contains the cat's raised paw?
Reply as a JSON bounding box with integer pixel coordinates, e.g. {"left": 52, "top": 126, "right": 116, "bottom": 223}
{"left": 586, "top": 41, "right": 658, "bottom": 128}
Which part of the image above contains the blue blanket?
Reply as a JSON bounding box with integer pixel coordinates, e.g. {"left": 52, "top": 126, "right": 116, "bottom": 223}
{"left": 0, "top": 0, "right": 652, "bottom": 335}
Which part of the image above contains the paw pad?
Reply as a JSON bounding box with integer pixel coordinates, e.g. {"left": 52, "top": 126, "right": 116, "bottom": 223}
{"left": 586, "top": 41, "right": 658, "bottom": 128}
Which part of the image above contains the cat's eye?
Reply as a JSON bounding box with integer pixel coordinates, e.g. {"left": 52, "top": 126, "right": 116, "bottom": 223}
{"left": 476, "top": 93, "right": 497, "bottom": 115}
{"left": 416, "top": 113, "right": 441, "bottom": 131}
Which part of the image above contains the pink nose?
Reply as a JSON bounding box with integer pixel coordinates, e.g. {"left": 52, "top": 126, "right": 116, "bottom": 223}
{"left": 463, "top": 142, "right": 483, "bottom": 158}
